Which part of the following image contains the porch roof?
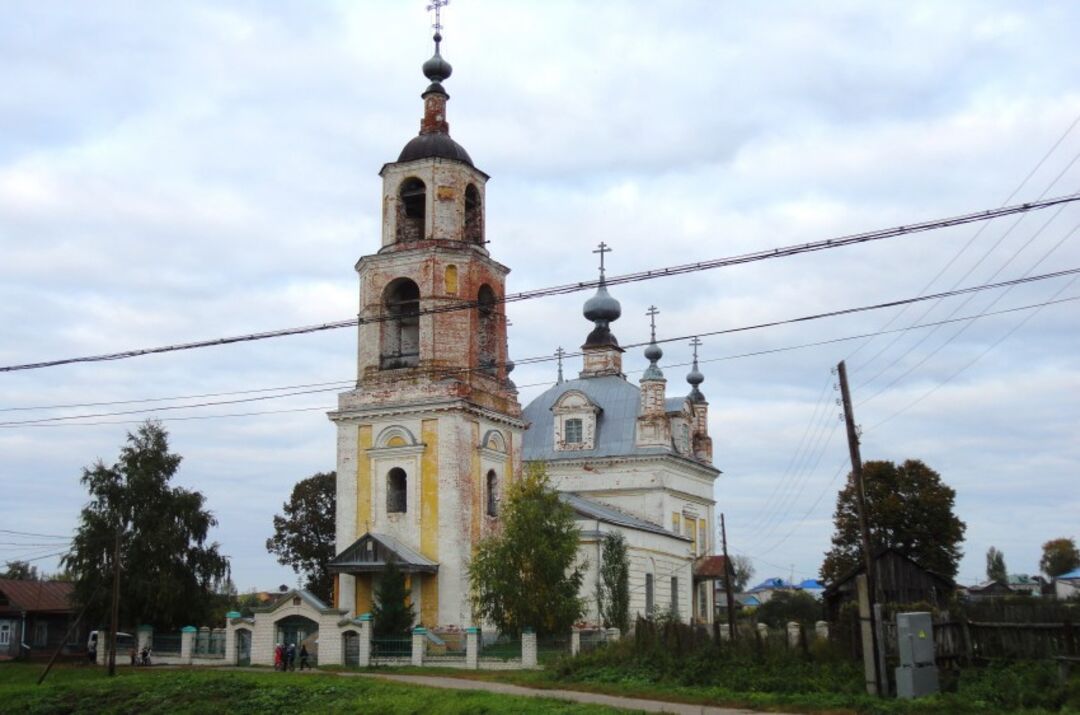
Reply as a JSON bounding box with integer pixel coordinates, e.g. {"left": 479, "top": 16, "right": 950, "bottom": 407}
{"left": 328, "top": 532, "right": 439, "bottom": 574}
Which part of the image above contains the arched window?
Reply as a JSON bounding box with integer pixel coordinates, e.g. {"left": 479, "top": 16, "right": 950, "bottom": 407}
{"left": 381, "top": 278, "right": 420, "bottom": 369}
{"left": 486, "top": 470, "right": 498, "bottom": 517}
{"left": 476, "top": 284, "right": 497, "bottom": 375}
{"left": 564, "top": 418, "right": 583, "bottom": 444}
{"left": 397, "top": 178, "right": 426, "bottom": 242}
{"left": 387, "top": 468, "right": 407, "bottom": 513}
{"left": 464, "top": 184, "right": 482, "bottom": 244}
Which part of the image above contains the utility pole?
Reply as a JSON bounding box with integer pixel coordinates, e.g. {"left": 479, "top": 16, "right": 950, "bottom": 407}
{"left": 107, "top": 529, "right": 121, "bottom": 677}
{"left": 837, "top": 360, "right": 881, "bottom": 695}
{"left": 720, "top": 513, "right": 737, "bottom": 642}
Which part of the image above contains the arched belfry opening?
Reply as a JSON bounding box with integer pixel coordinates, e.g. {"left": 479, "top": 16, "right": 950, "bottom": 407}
{"left": 464, "top": 184, "right": 482, "bottom": 244}
{"left": 397, "top": 178, "right": 426, "bottom": 243}
{"left": 381, "top": 278, "right": 420, "bottom": 369}
{"left": 387, "top": 468, "right": 407, "bottom": 513}
{"left": 477, "top": 284, "right": 497, "bottom": 375}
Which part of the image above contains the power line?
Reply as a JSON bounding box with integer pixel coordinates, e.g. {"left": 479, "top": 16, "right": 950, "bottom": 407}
{"left": 0, "top": 528, "right": 72, "bottom": 540}
{"left": 3, "top": 193, "right": 1079, "bottom": 374}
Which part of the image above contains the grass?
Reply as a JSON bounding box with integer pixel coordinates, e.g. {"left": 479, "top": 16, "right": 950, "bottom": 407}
{"left": 0, "top": 663, "right": 630, "bottom": 714}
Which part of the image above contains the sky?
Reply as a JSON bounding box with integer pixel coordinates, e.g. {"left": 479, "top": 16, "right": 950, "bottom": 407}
{"left": 2, "top": 1, "right": 1078, "bottom": 593}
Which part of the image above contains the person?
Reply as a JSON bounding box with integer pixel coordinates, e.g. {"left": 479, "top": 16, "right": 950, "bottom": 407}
{"left": 88, "top": 640, "right": 97, "bottom": 666}
{"left": 273, "top": 642, "right": 283, "bottom": 671}
{"left": 286, "top": 642, "right": 296, "bottom": 671}
{"left": 299, "top": 644, "right": 309, "bottom": 671}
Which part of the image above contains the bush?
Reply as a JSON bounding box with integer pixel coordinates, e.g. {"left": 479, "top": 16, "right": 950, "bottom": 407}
{"left": 755, "top": 590, "right": 823, "bottom": 629}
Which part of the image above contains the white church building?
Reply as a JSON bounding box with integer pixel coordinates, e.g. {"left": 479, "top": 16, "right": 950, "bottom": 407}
{"left": 326, "top": 26, "right": 722, "bottom": 631}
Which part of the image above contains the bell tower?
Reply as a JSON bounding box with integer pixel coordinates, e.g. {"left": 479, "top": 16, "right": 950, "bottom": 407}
{"left": 329, "top": 12, "right": 524, "bottom": 629}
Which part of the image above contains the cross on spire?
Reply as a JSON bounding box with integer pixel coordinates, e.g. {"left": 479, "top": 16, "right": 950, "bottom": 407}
{"left": 646, "top": 305, "right": 660, "bottom": 342}
{"left": 427, "top": 0, "right": 449, "bottom": 36}
{"left": 690, "top": 336, "right": 703, "bottom": 362}
{"left": 592, "top": 242, "right": 612, "bottom": 279}
{"left": 555, "top": 346, "right": 566, "bottom": 384}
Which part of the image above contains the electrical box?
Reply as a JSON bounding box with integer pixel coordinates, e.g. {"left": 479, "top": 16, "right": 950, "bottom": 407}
{"left": 896, "top": 612, "right": 935, "bottom": 667}
{"left": 896, "top": 662, "right": 939, "bottom": 699}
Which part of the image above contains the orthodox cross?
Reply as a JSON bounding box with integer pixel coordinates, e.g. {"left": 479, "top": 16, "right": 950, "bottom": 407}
{"left": 593, "top": 242, "right": 612, "bottom": 279}
{"left": 690, "top": 336, "right": 703, "bottom": 362}
{"left": 427, "top": 0, "right": 449, "bottom": 34}
{"left": 555, "top": 346, "right": 566, "bottom": 383}
{"left": 646, "top": 305, "right": 660, "bottom": 342}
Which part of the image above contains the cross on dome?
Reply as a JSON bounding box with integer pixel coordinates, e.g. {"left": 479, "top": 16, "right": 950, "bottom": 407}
{"left": 593, "top": 242, "right": 612, "bottom": 280}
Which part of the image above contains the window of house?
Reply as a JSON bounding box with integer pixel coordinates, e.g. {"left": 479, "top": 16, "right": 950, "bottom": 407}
{"left": 387, "top": 468, "right": 407, "bottom": 513}
{"left": 645, "top": 573, "right": 654, "bottom": 614}
{"left": 464, "top": 184, "right": 482, "bottom": 244}
{"left": 0, "top": 624, "right": 10, "bottom": 646}
{"left": 397, "top": 178, "right": 426, "bottom": 242}
{"left": 477, "top": 284, "right": 497, "bottom": 375}
{"left": 381, "top": 278, "right": 420, "bottom": 369}
{"left": 670, "top": 576, "right": 679, "bottom": 616}
{"left": 486, "top": 470, "right": 498, "bottom": 517}
{"left": 698, "top": 583, "right": 708, "bottom": 619}
{"left": 564, "top": 418, "right": 583, "bottom": 444}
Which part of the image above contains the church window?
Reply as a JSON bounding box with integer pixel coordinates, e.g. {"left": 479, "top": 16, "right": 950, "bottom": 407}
{"left": 486, "top": 469, "right": 498, "bottom": 516}
{"left": 387, "top": 468, "right": 407, "bottom": 513}
{"left": 381, "top": 278, "right": 420, "bottom": 369}
{"left": 397, "top": 177, "right": 426, "bottom": 242}
{"left": 477, "top": 284, "right": 497, "bottom": 375}
{"left": 645, "top": 574, "right": 654, "bottom": 614}
{"left": 670, "top": 576, "right": 679, "bottom": 616}
{"left": 464, "top": 184, "right": 483, "bottom": 244}
{"left": 564, "top": 418, "right": 583, "bottom": 444}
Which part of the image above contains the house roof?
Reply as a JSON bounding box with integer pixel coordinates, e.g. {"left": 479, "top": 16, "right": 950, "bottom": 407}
{"left": 561, "top": 492, "right": 688, "bottom": 540}
{"left": 748, "top": 577, "right": 796, "bottom": 592}
{"left": 735, "top": 594, "right": 761, "bottom": 607}
{"left": 693, "top": 555, "right": 729, "bottom": 579}
{"left": 1058, "top": 568, "right": 1080, "bottom": 580}
{"left": 798, "top": 579, "right": 824, "bottom": 591}
{"left": 328, "top": 532, "right": 439, "bottom": 574}
{"left": 822, "top": 547, "right": 956, "bottom": 593}
{"left": 0, "top": 579, "right": 74, "bottom": 615}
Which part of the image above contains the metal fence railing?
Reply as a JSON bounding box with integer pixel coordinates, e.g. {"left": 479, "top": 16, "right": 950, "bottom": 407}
{"left": 371, "top": 636, "right": 412, "bottom": 665}
{"left": 537, "top": 633, "right": 570, "bottom": 663}
{"left": 579, "top": 629, "right": 609, "bottom": 653}
{"left": 424, "top": 632, "right": 467, "bottom": 664}
{"left": 152, "top": 633, "right": 182, "bottom": 654}
{"left": 194, "top": 632, "right": 226, "bottom": 658}
{"left": 480, "top": 635, "right": 521, "bottom": 662}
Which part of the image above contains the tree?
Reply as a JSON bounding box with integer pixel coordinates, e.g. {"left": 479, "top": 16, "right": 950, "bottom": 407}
{"left": 62, "top": 421, "right": 230, "bottom": 630}
{"left": 469, "top": 462, "right": 584, "bottom": 636}
{"left": 371, "top": 559, "right": 415, "bottom": 636}
{"left": 265, "top": 471, "right": 336, "bottom": 603}
{"left": 756, "top": 590, "right": 822, "bottom": 629}
{"left": 719, "top": 554, "right": 755, "bottom": 593}
{"left": 1040, "top": 538, "right": 1080, "bottom": 578}
{"left": 597, "top": 532, "right": 630, "bottom": 632}
{"left": 820, "top": 459, "right": 966, "bottom": 584}
{"left": 1, "top": 561, "right": 41, "bottom": 581}
{"left": 985, "top": 546, "right": 1007, "bottom": 583}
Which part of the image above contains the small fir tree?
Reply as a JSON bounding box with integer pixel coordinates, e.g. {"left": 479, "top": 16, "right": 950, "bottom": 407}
{"left": 371, "top": 559, "right": 415, "bottom": 636}
{"left": 597, "top": 532, "right": 630, "bottom": 632}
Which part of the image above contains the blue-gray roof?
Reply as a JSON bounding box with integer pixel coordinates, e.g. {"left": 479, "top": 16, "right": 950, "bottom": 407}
{"left": 560, "top": 492, "right": 687, "bottom": 540}
{"left": 522, "top": 375, "right": 673, "bottom": 461}
{"left": 665, "top": 397, "right": 688, "bottom": 414}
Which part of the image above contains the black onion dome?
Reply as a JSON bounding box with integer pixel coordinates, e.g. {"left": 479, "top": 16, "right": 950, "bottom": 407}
{"left": 687, "top": 362, "right": 706, "bottom": 403}
{"left": 423, "top": 34, "right": 453, "bottom": 83}
{"left": 583, "top": 284, "right": 622, "bottom": 323}
{"left": 397, "top": 133, "right": 474, "bottom": 166}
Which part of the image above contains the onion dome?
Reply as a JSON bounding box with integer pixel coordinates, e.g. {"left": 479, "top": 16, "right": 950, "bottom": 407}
{"left": 687, "top": 347, "right": 706, "bottom": 403}
{"left": 582, "top": 283, "right": 622, "bottom": 348}
{"left": 642, "top": 306, "right": 664, "bottom": 380}
{"left": 396, "top": 30, "right": 474, "bottom": 167}
{"left": 422, "top": 33, "right": 453, "bottom": 86}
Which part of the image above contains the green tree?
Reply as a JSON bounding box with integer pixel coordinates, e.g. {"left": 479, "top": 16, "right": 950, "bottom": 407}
{"left": 62, "top": 421, "right": 230, "bottom": 629}
{"left": 1, "top": 561, "right": 41, "bottom": 580}
{"left": 265, "top": 471, "right": 336, "bottom": 603}
{"left": 985, "top": 546, "right": 1007, "bottom": 583}
{"left": 469, "top": 462, "right": 584, "bottom": 636}
{"left": 820, "top": 459, "right": 966, "bottom": 584}
{"left": 1040, "top": 538, "right": 1080, "bottom": 578}
{"left": 756, "top": 590, "right": 822, "bottom": 629}
{"left": 597, "top": 532, "right": 630, "bottom": 632}
{"left": 371, "top": 559, "right": 415, "bottom": 636}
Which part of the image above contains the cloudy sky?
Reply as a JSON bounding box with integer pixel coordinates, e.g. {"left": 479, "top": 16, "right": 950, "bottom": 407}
{"left": 2, "top": 1, "right": 1078, "bottom": 593}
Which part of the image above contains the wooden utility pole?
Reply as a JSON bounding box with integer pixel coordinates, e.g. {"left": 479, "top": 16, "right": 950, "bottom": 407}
{"left": 107, "top": 529, "right": 121, "bottom": 677}
{"left": 837, "top": 360, "right": 881, "bottom": 695}
{"left": 720, "top": 513, "right": 737, "bottom": 641}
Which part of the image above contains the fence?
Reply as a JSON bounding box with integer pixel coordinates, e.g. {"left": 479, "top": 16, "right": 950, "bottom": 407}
{"left": 423, "top": 631, "right": 467, "bottom": 665}
{"left": 152, "top": 633, "right": 182, "bottom": 654}
{"left": 480, "top": 635, "right": 522, "bottom": 662}
{"left": 370, "top": 636, "right": 412, "bottom": 665}
{"left": 193, "top": 630, "right": 226, "bottom": 658}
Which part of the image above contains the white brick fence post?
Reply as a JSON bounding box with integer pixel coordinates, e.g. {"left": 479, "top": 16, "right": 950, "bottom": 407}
{"left": 717, "top": 623, "right": 732, "bottom": 641}
{"left": 137, "top": 625, "right": 153, "bottom": 655}
{"left": 787, "top": 621, "right": 801, "bottom": 648}
{"left": 756, "top": 623, "right": 768, "bottom": 642}
{"left": 223, "top": 612, "right": 241, "bottom": 666}
{"left": 465, "top": 627, "right": 479, "bottom": 669}
{"left": 358, "top": 614, "right": 372, "bottom": 668}
{"left": 411, "top": 627, "right": 426, "bottom": 667}
{"left": 180, "top": 626, "right": 196, "bottom": 665}
{"left": 570, "top": 629, "right": 581, "bottom": 656}
{"left": 815, "top": 620, "right": 829, "bottom": 641}
{"left": 521, "top": 629, "right": 538, "bottom": 669}
{"left": 605, "top": 627, "right": 621, "bottom": 643}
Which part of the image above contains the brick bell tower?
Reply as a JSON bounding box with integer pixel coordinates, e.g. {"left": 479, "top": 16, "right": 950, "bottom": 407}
{"left": 328, "top": 19, "right": 524, "bottom": 629}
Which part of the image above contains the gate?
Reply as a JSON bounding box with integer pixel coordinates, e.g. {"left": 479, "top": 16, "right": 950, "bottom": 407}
{"left": 235, "top": 629, "right": 251, "bottom": 666}
{"left": 343, "top": 631, "right": 359, "bottom": 666}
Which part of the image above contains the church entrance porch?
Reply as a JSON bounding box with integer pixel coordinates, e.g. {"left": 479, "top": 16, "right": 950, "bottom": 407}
{"left": 275, "top": 615, "right": 319, "bottom": 665}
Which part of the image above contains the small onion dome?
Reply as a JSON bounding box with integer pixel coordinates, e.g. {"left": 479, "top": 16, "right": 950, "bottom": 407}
{"left": 423, "top": 34, "right": 453, "bottom": 84}
{"left": 583, "top": 284, "right": 622, "bottom": 324}
{"left": 644, "top": 342, "right": 663, "bottom": 363}
{"left": 642, "top": 341, "right": 664, "bottom": 380}
{"left": 687, "top": 362, "right": 706, "bottom": 403}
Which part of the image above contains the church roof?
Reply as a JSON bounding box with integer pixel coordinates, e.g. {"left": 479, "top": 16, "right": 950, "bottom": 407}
{"left": 397, "top": 132, "right": 474, "bottom": 167}
{"left": 328, "top": 532, "right": 439, "bottom": 574}
{"left": 522, "top": 375, "right": 672, "bottom": 461}
{"left": 560, "top": 492, "right": 687, "bottom": 540}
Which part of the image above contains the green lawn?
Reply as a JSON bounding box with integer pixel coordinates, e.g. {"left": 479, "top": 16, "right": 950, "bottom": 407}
{"left": 0, "top": 664, "right": 629, "bottom": 714}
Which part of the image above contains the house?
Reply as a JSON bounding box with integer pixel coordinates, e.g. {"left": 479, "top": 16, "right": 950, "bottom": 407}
{"left": 745, "top": 577, "right": 797, "bottom": 604}
{"left": 1007, "top": 574, "right": 1044, "bottom": 597}
{"left": 965, "top": 579, "right": 1014, "bottom": 600}
{"left": 0, "top": 579, "right": 83, "bottom": 659}
{"left": 822, "top": 548, "right": 955, "bottom": 619}
{"left": 1054, "top": 568, "right": 1080, "bottom": 600}
{"left": 798, "top": 578, "right": 825, "bottom": 600}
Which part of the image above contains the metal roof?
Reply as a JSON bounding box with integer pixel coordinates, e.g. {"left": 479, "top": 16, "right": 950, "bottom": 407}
{"left": 560, "top": 492, "right": 688, "bottom": 540}
{"left": 329, "top": 532, "right": 439, "bottom": 574}
{"left": 665, "top": 397, "right": 688, "bottom": 414}
{"left": 0, "top": 579, "right": 74, "bottom": 615}
{"left": 522, "top": 375, "right": 675, "bottom": 461}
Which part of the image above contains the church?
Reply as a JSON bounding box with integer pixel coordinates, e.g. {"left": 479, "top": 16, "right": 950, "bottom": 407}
{"left": 327, "top": 25, "right": 721, "bottom": 630}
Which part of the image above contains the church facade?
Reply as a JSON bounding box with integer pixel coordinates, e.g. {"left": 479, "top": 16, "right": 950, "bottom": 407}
{"left": 328, "top": 30, "right": 720, "bottom": 630}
